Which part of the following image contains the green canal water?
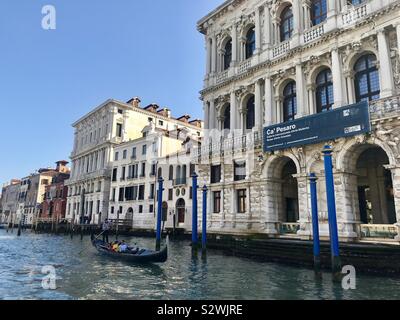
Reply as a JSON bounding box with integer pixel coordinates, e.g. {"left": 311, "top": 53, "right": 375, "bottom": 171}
{"left": 0, "top": 229, "right": 399, "bottom": 300}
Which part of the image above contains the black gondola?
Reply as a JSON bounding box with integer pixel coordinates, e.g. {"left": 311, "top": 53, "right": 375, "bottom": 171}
{"left": 91, "top": 235, "right": 168, "bottom": 264}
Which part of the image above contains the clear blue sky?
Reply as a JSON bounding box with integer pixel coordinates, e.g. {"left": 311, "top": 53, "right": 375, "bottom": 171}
{"left": 0, "top": 0, "right": 222, "bottom": 185}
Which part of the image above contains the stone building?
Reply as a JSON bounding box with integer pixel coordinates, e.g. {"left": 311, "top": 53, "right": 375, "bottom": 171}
{"left": 0, "top": 179, "right": 21, "bottom": 225}
{"left": 65, "top": 98, "right": 203, "bottom": 224}
{"left": 196, "top": 0, "right": 400, "bottom": 241}
{"left": 109, "top": 119, "right": 202, "bottom": 231}
{"left": 41, "top": 161, "right": 71, "bottom": 221}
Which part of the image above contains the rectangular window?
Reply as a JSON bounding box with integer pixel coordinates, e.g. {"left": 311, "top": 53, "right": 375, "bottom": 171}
{"left": 116, "top": 123, "right": 123, "bottom": 137}
{"left": 190, "top": 163, "right": 196, "bottom": 176}
{"left": 125, "top": 187, "right": 134, "bottom": 201}
{"left": 97, "top": 200, "right": 100, "bottom": 214}
{"left": 141, "top": 163, "right": 146, "bottom": 177}
{"left": 237, "top": 189, "right": 247, "bottom": 213}
{"left": 112, "top": 168, "right": 118, "bottom": 182}
{"left": 133, "top": 186, "right": 138, "bottom": 200}
{"left": 123, "top": 150, "right": 127, "bottom": 159}
{"left": 168, "top": 189, "right": 173, "bottom": 201}
{"left": 159, "top": 120, "right": 164, "bottom": 126}
{"left": 118, "top": 187, "right": 125, "bottom": 202}
{"left": 149, "top": 205, "right": 154, "bottom": 213}
{"left": 119, "top": 206, "right": 123, "bottom": 215}
{"left": 118, "top": 109, "right": 123, "bottom": 114}
{"left": 142, "top": 145, "right": 147, "bottom": 155}
{"left": 138, "top": 185, "right": 145, "bottom": 200}
{"left": 121, "top": 167, "right": 126, "bottom": 180}
{"left": 139, "top": 205, "right": 143, "bottom": 214}
{"left": 131, "top": 147, "right": 137, "bottom": 159}
{"left": 110, "top": 206, "right": 114, "bottom": 214}
{"left": 234, "top": 161, "right": 246, "bottom": 181}
{"left": 211, "top": 165, "right": 221, "bottom": 184}
{"left": 150, "top": 184, "right": 155, "bottom": 199}
{"left": 114, "top": 152, "right": 119, "bottom": 161}
{"left": 151, "top": 164, "right": 156, "bottom": 176}
{"left": 213, "top": 191, "right": 221, "bottom": 213}
{"left": 189, "top": 187, "right": 193, "bottom": 200}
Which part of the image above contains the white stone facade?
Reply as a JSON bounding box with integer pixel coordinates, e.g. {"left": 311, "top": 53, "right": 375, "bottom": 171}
{"left": 196, "top": 0, "right": 400, "bottom": 241}
{"left": 66, "top": 98, "right": 203, "bottom": 225}
{"left": 109, "top": 120, "right": 202, "bottom": 231}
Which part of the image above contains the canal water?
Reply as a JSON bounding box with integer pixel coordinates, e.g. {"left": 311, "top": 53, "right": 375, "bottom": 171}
{"left": 0, "top": 229, "right": 399, "bottom": 300}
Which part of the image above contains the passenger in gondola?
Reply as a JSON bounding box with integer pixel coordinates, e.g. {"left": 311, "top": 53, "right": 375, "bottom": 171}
{"left": 111, "top": 241, "right": 120, "bottom": 252}
{"left": 119, "top": 240, "right": 128, "bottom": 253}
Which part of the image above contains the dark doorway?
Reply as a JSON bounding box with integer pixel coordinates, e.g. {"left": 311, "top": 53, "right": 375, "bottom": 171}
{"left": 176, "top": 199, "right": 185, "bottom": 224}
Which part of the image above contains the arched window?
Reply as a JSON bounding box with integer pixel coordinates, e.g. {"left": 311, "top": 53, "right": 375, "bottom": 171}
{"left": 176, "top": 166, "right": 181, "bottom": 181}
{"left": 283, "top": 81, "right": 297, "bottom": 122}
{"left": 316, "top": 69, "right": 333, "bottom": 113}
{"left": 169, "top": 165, "right": 173, "bottom": 181}
{"left": 280, "top": 6, "right": 294, "bottom": 42}
{"left": 182, "top": 165, "right": 187, "bottom": 182}
{"left": 349, "top": 0, "right": 366, "bottom": 5}
{"left": 354, "top": 54, "right": 380, "bottom": 102}
{"left": 246, "top": 96, "right": 255, "bottom": 130}
{"left": 224, "top": 39, "right": 232, "bottom": 70}
{"left": 311, "top": 0, "right": 327, "bottom": 26}
{"left": 245, "top": 27, "right": 256, "bottom": 59}
{"left": 223, "top": 104, "right": 231, "bottom": 130}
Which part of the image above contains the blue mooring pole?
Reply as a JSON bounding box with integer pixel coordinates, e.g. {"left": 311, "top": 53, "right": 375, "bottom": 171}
{"left": 202, "top": 185, "right": 208, "bottom": 251}
{"left": 322, "top": 145, "right": 341, "bottom": 279}
{"left": 191, "top": 172, "right": 199, "bottom": 249}
{"left": 156, "top": 177, "right": 164, "bottom": 251}
{"left": 309, "top": 173, "right": 321, "bottom": 275}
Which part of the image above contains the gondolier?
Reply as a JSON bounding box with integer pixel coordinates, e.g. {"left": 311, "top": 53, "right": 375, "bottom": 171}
{"left": 102, "top": 219, "right": 111, "bottom": 243}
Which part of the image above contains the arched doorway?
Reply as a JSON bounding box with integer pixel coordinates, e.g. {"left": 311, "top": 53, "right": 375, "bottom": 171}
{"left": 126, "top": 207, "right": 134, "bottom": 224}
{"left": 282, "top": 160, "right": 299, "bottom": 223}
{"left": 356, "top": 147, "right": 396, "bottom": 224}
{"left": 176, "top": 198, "right": 186, "bottom": 224}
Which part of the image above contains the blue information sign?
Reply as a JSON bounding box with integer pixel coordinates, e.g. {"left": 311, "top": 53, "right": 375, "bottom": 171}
{"left": 263, "top": 101, "right": 371, "bottom": 152}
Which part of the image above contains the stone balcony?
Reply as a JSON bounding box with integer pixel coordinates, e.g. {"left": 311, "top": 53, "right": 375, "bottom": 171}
{"left": 271, "top": 40, "right": 291, "bottom": 59}
{"left": 194, "top": 130, "right": 262, "bottom": 160}
{"left": 303, "top": 24, "right": 325, "bottom": 44}
{"left": 369, "top": 95, "right": 400, "bottom": 121}
{"left": 339, "top": 2, "right": 369, "bottom": 29}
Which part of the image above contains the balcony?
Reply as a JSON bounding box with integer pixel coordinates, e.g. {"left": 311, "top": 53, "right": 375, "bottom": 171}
{"left": 173, "top": 178, "right": 187, "bottom": 186}
{"left": 272, "top": 40, "right": 290, "bottom": 59}
{"left": 237, "top": 59, "right": 252, "bottom": 75}
{"left": 303, "top": 24, "right": 325, "bottom": 44}
{"left": 340, "top": 3, "right": 368, "bottom": 28}
{"left": 216, "top": 70, "right": 229, "bottom": 84}
{"left": 195, "top": 130, "right": 262, "bottom": 159}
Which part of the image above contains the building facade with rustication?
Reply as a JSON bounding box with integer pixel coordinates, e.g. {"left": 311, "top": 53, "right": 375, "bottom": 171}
{"left": 196, "top": 0, "right": 400, "bottom": 242}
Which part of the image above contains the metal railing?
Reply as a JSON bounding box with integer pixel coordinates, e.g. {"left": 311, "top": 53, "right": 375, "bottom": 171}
{"left": 360, "top": 224, "right": 398, "bottom": 239}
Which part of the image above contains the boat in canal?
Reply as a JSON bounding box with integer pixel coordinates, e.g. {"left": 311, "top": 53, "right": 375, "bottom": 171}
{"left": 91, "top": 235, "right": 168, "bottom": 264}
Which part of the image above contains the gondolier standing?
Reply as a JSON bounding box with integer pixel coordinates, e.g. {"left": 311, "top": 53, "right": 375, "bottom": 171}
{"left": 102, "top": 219, "right": 111, "bottom": 243}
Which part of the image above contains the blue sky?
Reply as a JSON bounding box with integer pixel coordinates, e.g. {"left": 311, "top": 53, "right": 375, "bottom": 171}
{"left": 0, "top": 0, "right": 222, "bottom": 185}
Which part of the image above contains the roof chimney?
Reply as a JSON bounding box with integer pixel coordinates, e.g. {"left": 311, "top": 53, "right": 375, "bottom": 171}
{"left": 127, "top": 97, "right": 141, "bottom": 108}
{"left": 56, "top": 160, "right": 69, "bottom": 173}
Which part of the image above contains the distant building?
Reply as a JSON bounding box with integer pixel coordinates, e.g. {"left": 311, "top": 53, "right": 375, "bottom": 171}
{"left": 41, "top": 161, "right": 71, "bottom": 221}
{"left": 110, "top": 122, "right": 202, "bottom": 231}
{"left": 0, "top": 179, "right": 21, "bottom": 224}
{"left": 65, "top": 97, "right": 203, "bottom": 224}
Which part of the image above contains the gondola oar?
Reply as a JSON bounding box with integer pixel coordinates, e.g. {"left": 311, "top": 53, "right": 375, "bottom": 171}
{"left": 78, "top": 230, "right": 107, "bottom": 255}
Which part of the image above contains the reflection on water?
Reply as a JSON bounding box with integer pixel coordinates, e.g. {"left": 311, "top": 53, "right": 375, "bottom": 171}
{"left": 0, "top": 229, "right": 399, "bottom": 300}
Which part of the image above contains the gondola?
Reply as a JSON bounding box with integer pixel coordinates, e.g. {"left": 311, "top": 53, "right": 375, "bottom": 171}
{"left": 91, "top": 235, "right": 168, "bottom": 264}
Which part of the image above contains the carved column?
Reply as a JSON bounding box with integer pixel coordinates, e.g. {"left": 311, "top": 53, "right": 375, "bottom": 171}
{"left": 255, "top": 79, "right": 263, "bottom": 131}
{"left": 307, "top": 83, "right": 316, "bottom": 114}
{"left": 255, "top": 7, "right": 262, "bottom": 54}
{"left": 231, "top": 23, "right": 238, "bottom": 65}
{"left": 296, "top": 61, "right": 307, "bottom": 117}
{"left": 206, "top": 37, "right": 212, "bottom": 75}
{"left": 211, "top": 35, "right": 217, "bottom": 74}
{"left": 344, "top": 70, "right": 355, "bottom": 104}
{"left": 230, "top": 91, "right": 237, "bottom": 136}
{"left": 264, "top": 75, "right": 273, "bottom": 126}
{"left": 263, "top": 4, "right": 271, "bottom": 48}
{"left": 331, "top": 47, "right": 345, "bottom": 108}
{"left": 377, "top": 28, "right": 395, "bottom": 98}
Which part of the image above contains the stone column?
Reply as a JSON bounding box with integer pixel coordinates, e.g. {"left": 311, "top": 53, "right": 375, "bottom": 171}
{"left": 231, "top": 24, "right": 238, "bottom": 65}
{"left": 331, "top": 47, "right": 345, "bottom": 108}
{"left": 296, "top": 173, "right": 312, "bottom": 237}
{"left": 209, "top": 99, "right": 215, "bottom": 132}
{"left": 211, "top": 35, "right": 217, "bottom": 74}
{"left": 206, "top": 37, "right": 212, "bottom": 75}
{"left": 307, "top": 83, "right": 316, "bottom": 114}
{"left": 296, "top": 61, "right": 307, "bottom": 117}
{"left": 204, "top": 101, "right": 209, "bottom": 131}
{"left": 255, "top": 79, "right": 263, "bottom": 131}
{"left": 273, "top": 18, "right": 280, "bottom": 45}
{"left": 377, "top": 28, "right": 395, "bottom": 98}
{"left": 264, "top": 75, "right": 273, "bottom": 126}
{"left": 396, "top": 23, "right": 400, "bottom": 57}
{"left": 263, "top": 4, "right": 271, "bottom": 48}
{"left": 255, "top": 7, "right": 262, "bottom": 54}
{"left": 344, "top": 70, "right": 355, "bottom": 104}
{"left": 262, "top": 179, "right": 280, "bottom": 235}
{"left": 293, "top": 0, "right": 302, "bottom": 38}
{"left": 230, "top": 91, "right": 237, "bottom": 136}
{"left": 275, "top": 96, "right": 282, "bottom": 123}
{"left": 327, "top": 0, "right": 337, "bottom": 17}
{"left": 387, "top": 166, "right": 400, "bottom": 241}
{"left": 303, "top": 0, "right": 311, "bottom": 30}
